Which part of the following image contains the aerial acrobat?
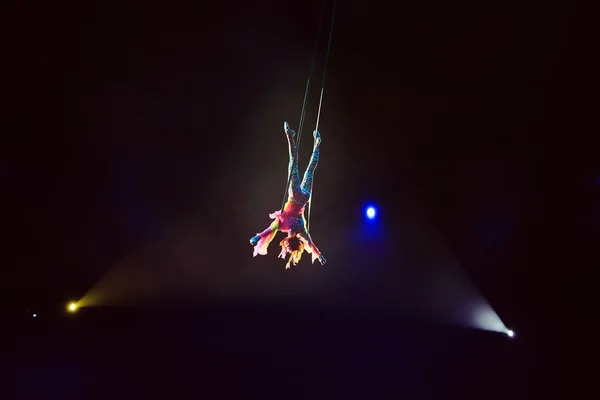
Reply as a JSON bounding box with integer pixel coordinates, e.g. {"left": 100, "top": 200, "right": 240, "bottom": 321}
{"left": 250, "top": 122, "right": 326, "bottom": 269}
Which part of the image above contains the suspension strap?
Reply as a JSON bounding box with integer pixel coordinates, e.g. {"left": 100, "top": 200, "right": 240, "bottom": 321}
{"left": 307, "top": 0, "right": 336, "bottom": 232}
{"left": 280, "top": 0, "right": 328, "bottom": 213}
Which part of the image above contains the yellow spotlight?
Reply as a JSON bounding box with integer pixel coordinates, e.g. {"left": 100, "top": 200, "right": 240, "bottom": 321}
{"left": 67, "top": 302, "right": 78, "bottom": 312}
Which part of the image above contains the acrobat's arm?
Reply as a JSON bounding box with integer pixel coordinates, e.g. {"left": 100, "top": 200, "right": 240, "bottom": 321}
{"left": 298, "top": 232, "right": 326, "bottom": 265}
{"left": 250, "top": 219, "right": 280, "bottom": 257}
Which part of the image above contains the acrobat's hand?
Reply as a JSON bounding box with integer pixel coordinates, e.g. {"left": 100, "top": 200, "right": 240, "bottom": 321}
{"left": 313, "top": 129, "right": 321, "bottom": 145}
{"left": 284, "top": 121, "right": 296, "bottom": 137}
{"left": 250, "top": 235, "right": 261, "bottom": 246}
{"left": 318, "top": 254, "right": 326, "bottom": 265}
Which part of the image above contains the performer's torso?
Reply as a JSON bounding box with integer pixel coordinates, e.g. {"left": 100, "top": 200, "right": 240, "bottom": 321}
{"left": 278, "top": 198, "right": 307, "bottom": 233}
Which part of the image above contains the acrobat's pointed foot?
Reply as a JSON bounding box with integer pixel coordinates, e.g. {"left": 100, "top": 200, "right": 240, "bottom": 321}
{"left": 284, "top": 121, "right": 296, "bottom": 137}
{"left": 318, "top": 254, "right": 326, "bottom": 265}
{"left": 313, "top": 129, "right": 321, "bottom": 145}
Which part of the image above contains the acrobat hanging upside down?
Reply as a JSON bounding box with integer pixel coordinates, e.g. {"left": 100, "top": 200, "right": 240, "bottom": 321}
{"left": 250, "top": 122, "right": 326, "bottom": 269}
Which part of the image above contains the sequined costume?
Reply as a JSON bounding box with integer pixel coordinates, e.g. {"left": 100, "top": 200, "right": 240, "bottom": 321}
{"left": 250, "top": 122, "right": 326, "bottom": 269}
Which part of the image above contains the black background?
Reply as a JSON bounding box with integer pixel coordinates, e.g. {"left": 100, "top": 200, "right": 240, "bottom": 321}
{"left": 2, "top": 0, "right": 596, "bottom": 398}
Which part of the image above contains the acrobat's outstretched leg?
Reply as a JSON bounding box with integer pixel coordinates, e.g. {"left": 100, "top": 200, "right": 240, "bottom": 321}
{"left": 300, "top": 130, "right": 321, "bottom": 195}
{"left": 285, "top": 122, "right": 303, "bottom": 199}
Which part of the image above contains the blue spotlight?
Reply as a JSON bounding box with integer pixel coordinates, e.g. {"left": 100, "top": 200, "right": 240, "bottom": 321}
{"left": 365, "top": 206, "right": 377, "bottom": 220}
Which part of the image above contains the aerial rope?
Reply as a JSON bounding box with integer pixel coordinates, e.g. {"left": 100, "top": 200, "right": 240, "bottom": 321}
{"left": 249, "top": 0, "right": 335, "bottom": 268}
{"left": 307, "top": 0, "right": 336, "bottom": 232}
{"left": 280, "top": 0, "right": 337, "bottom": 232}
{"left": 279, "top": 0, "right": 327, "bottom": 215}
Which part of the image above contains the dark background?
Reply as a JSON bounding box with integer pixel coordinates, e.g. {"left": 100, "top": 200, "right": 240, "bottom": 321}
{"left": 2, "top": 0, "right": 596, "bottom": 398}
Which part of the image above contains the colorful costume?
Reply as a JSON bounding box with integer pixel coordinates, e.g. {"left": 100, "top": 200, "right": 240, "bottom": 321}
{"left": 250, "top": 122, "right": 326, "bottom": 269}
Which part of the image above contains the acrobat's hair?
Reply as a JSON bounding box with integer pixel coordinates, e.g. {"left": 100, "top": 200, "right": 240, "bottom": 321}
{"left": 278, "top": 235, "right": 306, "bottom": 269}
